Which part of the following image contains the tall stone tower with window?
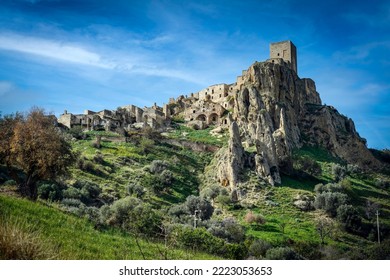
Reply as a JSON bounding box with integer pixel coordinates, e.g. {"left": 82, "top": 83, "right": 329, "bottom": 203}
{"left": 269, "top": 40, "right": 297, "bottom": 74}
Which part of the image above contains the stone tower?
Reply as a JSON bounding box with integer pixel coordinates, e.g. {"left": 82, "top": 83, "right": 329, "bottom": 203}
{"left": 269, "top": 40, "right": 297, "bottom": 74}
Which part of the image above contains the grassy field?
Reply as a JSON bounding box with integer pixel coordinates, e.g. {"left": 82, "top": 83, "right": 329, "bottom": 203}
{"left": 0, "top": 194, "right": 217, "bottom": 260}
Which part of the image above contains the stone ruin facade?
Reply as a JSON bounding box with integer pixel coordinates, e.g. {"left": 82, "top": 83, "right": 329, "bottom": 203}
{"left": 58, "top": 103, "right": 169, "bottom": 132}
{"left": 58, "top": 40, "right": 299, "bottom": 133}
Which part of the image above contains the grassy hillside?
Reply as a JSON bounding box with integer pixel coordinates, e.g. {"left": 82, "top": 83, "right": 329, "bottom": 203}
{"left": 1, "top": 125, "right": 389, "bottom": 259}
{"left": 0, "top": 194, "right": 217, "bottom": 260}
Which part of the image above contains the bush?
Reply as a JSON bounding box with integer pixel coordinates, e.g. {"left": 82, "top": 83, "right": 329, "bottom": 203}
{"left": 61, "top": 198, "right": 84, "bottom": 208}
{"left": 168, "top": 204, "right": 191, "bottom": 223}
{"left": 248, "top": 239, "right": 272, "bottom": 259}
{"left": 37, "top": 182, "right": 63, "bottom": 201}
{"left": 265, "top": 247, "right": 301, "bottom": 260}
{"left": 105, "top": 197, "right": 162, "bottom": 237}
{"left": 67, "top": 125, "right": 85, "bottom": 140}
{"left": 331, "top": 163, "right": 346, "bottom": 182}
{"left": 160, "top": 170, "right": 173, "bottom": 185}
{"left": 244, "top": 211, "right": 266, "bottom": 225}
{"left": 149, "top": 160, "right": 169, "bottom": 174}
{"left": 126, "top": 184, "right": 146, "bottom": 198}
{"left": 336, "top": 204, "right": 362, "bottom": 232}
{"left": 63, "top": 180, "right": 102, "bottom": 206}
{"left": 314, "top": 192, "right": 348, "bottom": 217}
{"left": 314, "top": 183, "right": 344, "bottom": 194}
{"left": 175, "top": 226, "right": 247, "bottom": 259}
{"left": 294, "top": 156, "right": 322, "bottom": 176}
{"left": 347, "top": 164, "right": 361, "bottom": 175}
{"left": 292, "top": 241, "right": 322, "bottom": 260}
{"left": 184, "top": 195, "right": 214, "bottom": 220}
{"left": 63, "top": 187, "right": 82, "bottom": 200}
{"left": 375, "top": 178, "right": 390, "bottom": 190}
{"left": 3, "top": 179, "right": 16, "bottom": 186}
{"left": 201, "top": 186, "right": 221, "bottom": 202}
{"left": 78, "top": 181, "right": 101, "bottom": 206}
{"left": 92, "top": 152, "right": 104, "bottom": 164}
{"left": 208, "top": 217, "right": 245, "bottom": 243}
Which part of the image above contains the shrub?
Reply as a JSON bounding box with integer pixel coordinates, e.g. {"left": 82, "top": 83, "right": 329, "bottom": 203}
{"left": 248, "top": 239, "right": 272, "bottom": 259}
{"left": 336, "top": 204, "right": 362, "bottom": 232}
{"left": 126, "top": 184, "right": 146, "bottom": 198}
{"left": 67, "top": 125, "right": 85, "bottom": 140}
{"left": 314, "top": 183, "right": 344, "bottom": 194}
{"left": 294, "top": 155, "right": 322, "bottom": 176}
{"left": 92, "top": 152, "right": 104, "bottom": 164}
{"left": 139, "top": 138, "right": 155, "bottom": 154}
{"left": 331, "top": 163, "right": 346, "bottom": 182}
{"left": 77, "top": 181, "right": 102, "bottom": 206}
{"left": 347, "top": 164, "right": 361, "bottom": 175}
{"left": 292, "top": 241, "right": 322, "bottom": 260}
{"left": 201, "top": 186, "right": 221, "bottom": 202}
{"left": 314, "top": 192, "right": 348, "bottom": 217}
{"left": 160, "top": 170, "right": 173, "bottom": 185}
{"left": 265, "top": 247, "right": 301, "bottom": 260}
{"left": 61, "top": 198, "right": 84, "bottom": 208}
{"left": 184, "top": 195, "right": 214, "bottom": 220}
{"left": 208, "top": 217, "right": 245, "bottom": 243}
{"left": 174, "top": 226, "right": 247, "bottom": 259}
{"left": 375, "top": 178, "right": 390, "bottom": 190}
{"left": 37, "top": 182, "right": 63, "bottom": 201}
{"left": 149, "top": 160, "right": 169, "bottom": 174}
{"left": 168, "top": 204, "right": 190, "bottom": 223}
{"left": 244, "top": 211, "right": 266, "bottom": 225}
{"left": 3, "top": 179, "right": 16, "bottom": 186}
{"left": 143, "top": 174, "right": 165, "bottom": 194}
{"left": 105, "top": 197, "right": 162, "bottom": 237}
{"left": 63, "top": 187, "right": 82, "bottom": 200}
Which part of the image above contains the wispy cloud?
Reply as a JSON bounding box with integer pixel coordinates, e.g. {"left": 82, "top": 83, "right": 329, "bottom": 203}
{"left": 0, "top": 32, "right": 207, "bottom": 84}
{"left": 0, "top": 33, "right": 112, "bottom": 68}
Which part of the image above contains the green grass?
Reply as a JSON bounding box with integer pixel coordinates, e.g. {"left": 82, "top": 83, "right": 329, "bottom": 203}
{"left": 69, "top": 135, "right": 214, "bottom": 207}
{"left": 166, "top": 124, "right": 228, "bottom": 146}
{"left": 0, "top": 194, "right": 218, "bottom": 260}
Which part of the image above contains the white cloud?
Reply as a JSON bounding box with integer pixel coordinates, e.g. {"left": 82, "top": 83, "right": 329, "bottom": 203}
{"left": 0, "top": 33, "right": 112, "bottom": 69}
{"left": 0, "top": 32, "right": 210, "bottom": 85}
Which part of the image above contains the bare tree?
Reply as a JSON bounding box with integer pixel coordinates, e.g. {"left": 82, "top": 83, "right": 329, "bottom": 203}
{"left": 315, "top": 215, "right": 334, "bottom": 245}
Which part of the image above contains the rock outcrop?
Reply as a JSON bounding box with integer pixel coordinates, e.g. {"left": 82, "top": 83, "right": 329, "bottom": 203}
{"left": 213, "top": 60, "right": 380, "bottom": 192}
{"left": 216, "top": 119, "right": 245, "bottom": 190}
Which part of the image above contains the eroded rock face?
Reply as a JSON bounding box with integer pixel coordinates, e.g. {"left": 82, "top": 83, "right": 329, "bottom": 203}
{"left": 216, "top": 120, "right": 245, "bottom": 190}
{"left": 300, "top": 105, "right": 380, "bottom": 169}
{"left": 214, "top": 61, "right": 380, "bottom": 191}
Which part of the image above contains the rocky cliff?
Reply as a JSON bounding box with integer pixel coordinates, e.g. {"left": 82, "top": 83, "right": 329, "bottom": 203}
{"left": 215, "top": 60, "right": 380, "bottom": 191}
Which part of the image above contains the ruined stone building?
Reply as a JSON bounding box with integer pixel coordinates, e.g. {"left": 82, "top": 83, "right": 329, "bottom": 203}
{"left": 58, "top": 104, "right": 169, "bottom": 131}
{"left": 58, "top": 40, "right": 299, "bottom": 133}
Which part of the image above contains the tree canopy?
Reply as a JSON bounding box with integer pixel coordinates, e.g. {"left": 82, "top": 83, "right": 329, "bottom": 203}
{"left": 0, "top": 108, "right": 75, "bottom": 200}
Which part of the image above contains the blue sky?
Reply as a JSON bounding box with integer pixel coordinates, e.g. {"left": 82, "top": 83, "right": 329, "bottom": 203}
{"left": 0, "top": 0, "right": 389, "bottom": 149}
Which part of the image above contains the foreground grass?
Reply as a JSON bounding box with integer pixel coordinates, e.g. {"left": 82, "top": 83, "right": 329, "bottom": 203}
{"left": 0, "top": 195, "right": 217, "bottom": 260}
